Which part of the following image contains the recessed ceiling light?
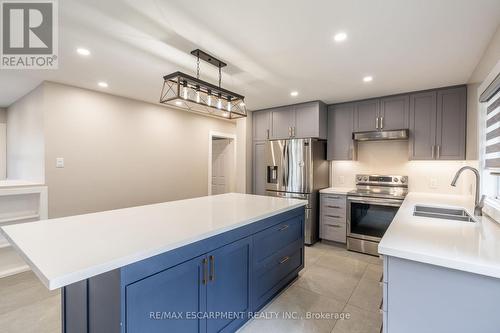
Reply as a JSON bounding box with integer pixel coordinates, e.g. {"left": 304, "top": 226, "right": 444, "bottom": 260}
{"left": 290, "top": 91, "right": 299, "bottom": 97}
{"left": 363, "top": 76, "right": 373, "bottom": 83}
{"left": 76, "top": 48, "right": 90, "bottom": 56}
{"left": 98, "top": 81, "right": 108, "bottom": 88}
{"left": 333, "top": 32, "right": 347, "bottom": 42}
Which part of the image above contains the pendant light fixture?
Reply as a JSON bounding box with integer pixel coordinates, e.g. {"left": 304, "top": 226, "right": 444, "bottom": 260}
{"left": 160, "top": 49, "right": 247, "bottom": 119}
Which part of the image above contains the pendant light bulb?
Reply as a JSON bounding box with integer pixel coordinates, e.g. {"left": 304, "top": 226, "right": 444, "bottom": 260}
{"left": 196, "top": 86, "right": 200, "bottom": 103}
{"left": 207, "top": 90, "right": 212, "bottom": 106}
{"left": 227, "top": 97, "right": 232, "bottom": 112}
{"left": 217, "top": 96, "right": 222, "bottom": 110}
{"left": 182, "top": 81, "right": 188, "bottom": 100}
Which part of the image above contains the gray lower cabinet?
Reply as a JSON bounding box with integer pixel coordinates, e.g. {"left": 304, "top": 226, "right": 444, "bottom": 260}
{"left": 327, "top": 103, "right": 355, "bottom": 160}
{"left": 383, "top": 256, "right": 500, "bottom": 333}
{"left": 409, "top": 86, "right": 466, "bottom": 160}
{"left": 319, "top": 194, "right": 347, "bottom": 243}
{"left": 253, "top": 141, "right": 266, "bottom": 195}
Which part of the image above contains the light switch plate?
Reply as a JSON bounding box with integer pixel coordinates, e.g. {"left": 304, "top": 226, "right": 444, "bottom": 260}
{"left": 56, "top": 157, "right": 64, "bottom": 168}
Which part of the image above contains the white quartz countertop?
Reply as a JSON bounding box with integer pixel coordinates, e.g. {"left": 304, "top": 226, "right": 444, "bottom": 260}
{"left": 319, "top": 187, "right": 354, "bottom": 195}
{"left": 0, "top": 193, "right": 306, "bottom": 290}
{"left": 379, "top": 192, "right": 500, "bottom": 279}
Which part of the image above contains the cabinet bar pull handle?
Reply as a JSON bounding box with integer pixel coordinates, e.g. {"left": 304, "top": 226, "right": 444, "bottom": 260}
{"left": 437, "top": 145, "right": 440, "bottom": 159}
{"left": 266, "top": 129, "right": 270, "bottom": 139}
{"left": 431, "top": 145, "right": 435, "bottom": 159}
{"left": 279, "top": 256, "right": 290, "bottom": 264}
{"left": 288, "top": 127, "right": 291, "bottom": 137}
{"left": 379, "top": 299, "right": 384, "bottom": 314}
{"left": 209, "top": 255, "right": 215, "bottom": 282}
{"left": 325, "top": 215, "right": 341, "bottom": 218}
{"left": 379, "top": 275, "right": 383, "bottom": 286}
{"left": 380, "top": 116, "right": 384, "bottom": 129}
{"left": 202, "top": 258, "right": 208, "bottom": 285}
{"left": 327, "top": 205, "right": 341, "bottom": 209}
{"left": 278, "top": 224, "right": 289, "bottom": 231}
{"left": 376, "top": 117, "right": 379, "bottom": 129}
{"left": 326, "top": 224, "right": 342, "bottom": 228}
{"left": 327, "top": 196, "right": 341, "bottom": 199}
{"left": 293, "top": 127, "right": 296, "bottom": 137}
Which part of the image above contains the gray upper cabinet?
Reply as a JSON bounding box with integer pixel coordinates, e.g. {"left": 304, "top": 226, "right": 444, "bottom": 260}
{"left": 271, "top": 106, "right": 295, "bottom": 139}
{"left": 379, "top": 95, "right": 409, "bottom": 130}
{"left": 409, "top": 86, "right": 466, "bottom": 160}
{"left": 409, "top": 91, "right": 437, "bottom": 160}
{"left": 436, "top": 87, "right": 466, "bottom": 160}
{"left": 327, "top": 103, "right": 355, "bottom": 160}
{"left": 294, "top": 102, "right": 327, "bottom": 139}
{"left": 267, "top": 101, "right": 326, "bottom": 140}
{"left": 252, "top": 109, "right": 271, "bottom": 141}
{"left": 354, "top": 99, "right": 379, "bottom": 132}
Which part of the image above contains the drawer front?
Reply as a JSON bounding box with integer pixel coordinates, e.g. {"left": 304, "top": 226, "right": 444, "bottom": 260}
{"left": 322, "top": 204, "right": 346, "bottom": 218}
{"left": 253, "top": 215, "right": 303, "bottom": 264}
{"left": 253, "top": 246, "right": 302, "bottom": 309}
{"left": 321, "top": 195, "right": 346, "bottom": 208}
{"left": 320, "top": 220, "right": 346, "bottom": 243}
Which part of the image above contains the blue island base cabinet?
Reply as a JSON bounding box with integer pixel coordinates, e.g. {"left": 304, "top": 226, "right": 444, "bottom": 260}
{"left": 62, "top": 207, "right": 305, "bottom": 333}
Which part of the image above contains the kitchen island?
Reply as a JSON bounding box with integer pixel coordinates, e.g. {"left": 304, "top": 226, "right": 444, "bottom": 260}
{"left": 1, "top": 193, "right": 307, "bottom": 333}
{"left": 378, "top": 192, "right": 500, "bottom": 333}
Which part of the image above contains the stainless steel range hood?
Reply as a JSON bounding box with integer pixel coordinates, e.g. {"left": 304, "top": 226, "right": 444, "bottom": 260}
{"left": 352, "top": 129, "right": 409, "bottom": 141}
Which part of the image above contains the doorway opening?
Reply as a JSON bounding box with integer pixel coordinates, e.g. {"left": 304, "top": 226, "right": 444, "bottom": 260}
{"left": 208, "top": 131, "right": 236, "bottom": 195}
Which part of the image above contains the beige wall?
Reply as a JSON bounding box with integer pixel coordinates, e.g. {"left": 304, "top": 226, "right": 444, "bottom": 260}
{"left": 330, "top": 141, "right": 477, "bottom": 195}
{"left": 6, "top": 86, "right": 45, "bottom": 182}
{"left": 41, "top": 82, "right": 238, "bottom": 217}
{"left": 469, "top": 25, "right": 500, "bottom": 84}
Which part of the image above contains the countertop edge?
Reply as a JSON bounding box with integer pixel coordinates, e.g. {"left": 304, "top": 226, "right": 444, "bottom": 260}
{"left": 378, "top": 245, "right": 500, "bottom": 279}
{"left": 13, "top": 201, "right": 307, "bottom": 290}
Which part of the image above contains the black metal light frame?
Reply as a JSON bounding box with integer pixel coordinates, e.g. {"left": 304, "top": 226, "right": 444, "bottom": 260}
{"left": 160, "top": 50, "right": 247, "bottom": 119}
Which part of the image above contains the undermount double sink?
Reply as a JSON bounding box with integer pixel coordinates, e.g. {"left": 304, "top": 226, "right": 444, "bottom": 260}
{"left": 413, "top": 205, "right": 477, "bottom": 223}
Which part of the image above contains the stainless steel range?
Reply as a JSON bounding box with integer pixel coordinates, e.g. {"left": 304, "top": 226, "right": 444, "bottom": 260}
{"left": 347, "top": 174, "right": 408, "bottom": 256}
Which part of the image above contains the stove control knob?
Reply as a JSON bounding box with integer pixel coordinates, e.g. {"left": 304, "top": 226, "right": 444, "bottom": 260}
{"left": 393, "top": 177, "right": 399, "bottom": 183}
{"left": 401, "top": 177, "right": 407, "bottom": 183}
{"left": 356, "top": 176, "right": 362, "bottom": 181}
{"left": 362, "top": 176, "right": 368, "bottom": 182}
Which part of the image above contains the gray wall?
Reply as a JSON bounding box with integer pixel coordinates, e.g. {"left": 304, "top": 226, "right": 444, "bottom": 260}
{"left": 0, "top": 108, "right": 6, "bottom": 179}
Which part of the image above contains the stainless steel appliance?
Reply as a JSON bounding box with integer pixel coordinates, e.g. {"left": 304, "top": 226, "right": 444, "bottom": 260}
{"left": 265, "top": 138, "right": 329, "bottom": 245}
{"left": 347, "top": 174, "right": 408, "bottom": 256}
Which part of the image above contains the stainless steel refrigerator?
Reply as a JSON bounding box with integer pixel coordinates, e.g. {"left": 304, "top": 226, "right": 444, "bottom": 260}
{"left": 265, "top": 138, "right": 329, "bottom": 245}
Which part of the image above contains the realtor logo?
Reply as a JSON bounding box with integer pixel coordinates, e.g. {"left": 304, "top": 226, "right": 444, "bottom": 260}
{"left": 1, "top": 0, "right": 58, "bottom": 69}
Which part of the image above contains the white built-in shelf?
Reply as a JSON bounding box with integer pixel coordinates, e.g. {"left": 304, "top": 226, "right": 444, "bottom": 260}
{"left": 0, "top": 213, "right": 40, "bottom": 225}
{"left": 0, "top": 246, "right": 29, "bottom": 279}
{"left": 0, "top": 182, "right": 47, "bottom": 279}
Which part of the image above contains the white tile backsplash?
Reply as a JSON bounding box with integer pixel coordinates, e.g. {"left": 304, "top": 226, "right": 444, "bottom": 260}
{"left": 330, "top": 140, "right": 478, "bottom": 195}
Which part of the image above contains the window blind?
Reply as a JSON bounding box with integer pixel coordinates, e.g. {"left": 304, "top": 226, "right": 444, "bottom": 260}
{"left": 485, "top": 90, "right": 500, "bottom": 169}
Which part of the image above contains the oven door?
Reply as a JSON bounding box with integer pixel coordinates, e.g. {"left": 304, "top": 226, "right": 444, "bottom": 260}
{"left": 347, "top": 196, "right": 402, "bottom": 242}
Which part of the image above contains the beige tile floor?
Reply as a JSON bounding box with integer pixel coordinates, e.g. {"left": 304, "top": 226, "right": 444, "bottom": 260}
{"left": 0, "top": 242, "right": 382, "bottom": 333}
{"left": 239, "top": 242, "right": 383, "bottom": 333}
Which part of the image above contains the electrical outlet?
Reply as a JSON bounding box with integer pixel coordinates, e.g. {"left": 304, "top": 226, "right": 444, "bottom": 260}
{"left": 338, "top": 176, "right": 345, "bottom": 185}
{"left": 56, "top": 157, "right": 64, "bottom": 168}
{"left": 430, "top": 177, "right": 438, "bottom": 189}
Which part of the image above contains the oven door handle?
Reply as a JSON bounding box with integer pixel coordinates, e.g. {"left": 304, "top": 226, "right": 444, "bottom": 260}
{"left": 347, "top": 196, "right": 403, "bottom": 207}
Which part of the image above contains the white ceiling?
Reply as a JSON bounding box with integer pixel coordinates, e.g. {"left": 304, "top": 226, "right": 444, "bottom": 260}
{"left": 1, "top": 0, "right": 499, "bottom": 110}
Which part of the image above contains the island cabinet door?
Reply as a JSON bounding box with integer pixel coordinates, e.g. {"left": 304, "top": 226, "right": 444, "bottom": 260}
{"left": 206, "top": 236, "right": 252, "bottom": 333}
{"left": 126, "top": 254, "right": 207, "bottom": 333}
